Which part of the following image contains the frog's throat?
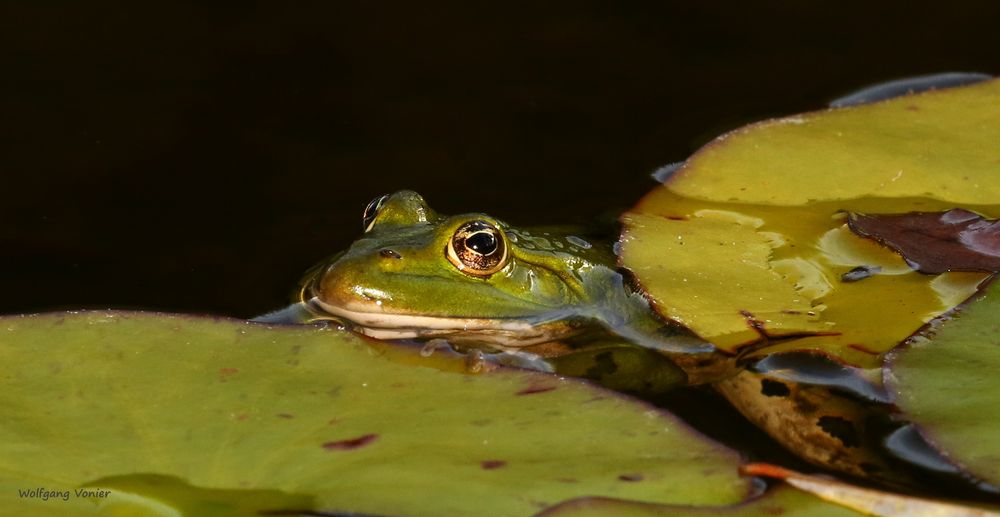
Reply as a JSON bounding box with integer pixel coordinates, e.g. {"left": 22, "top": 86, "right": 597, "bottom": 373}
{"left": 310, "top": 297, "right": 580, "bottom": 348}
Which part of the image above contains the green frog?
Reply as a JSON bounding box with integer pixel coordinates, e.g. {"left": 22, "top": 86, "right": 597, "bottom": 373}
{"left": 258, "top": 190, "right": 924, "bottom": 486}
{"left": 270, "top": 190, "right": 731, "bottom": 389}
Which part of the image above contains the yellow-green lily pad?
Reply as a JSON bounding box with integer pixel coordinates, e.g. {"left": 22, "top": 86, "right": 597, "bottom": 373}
{"left": 666, "top": 80, "right": 1000, "bottom": 206}
{"left": 622, "top": 79, "right": 1000, "bottom": 361}
{"left": 887, "top": 279, "right": 1000, "bottom": 487}
{"left": 0, "top": 311, "right": 753, "bottom": 516}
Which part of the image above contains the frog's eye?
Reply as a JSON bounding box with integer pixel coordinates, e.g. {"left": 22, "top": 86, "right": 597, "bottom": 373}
{"left": 362, "top": 194, "right": 389, "bottom": 232}
{"left": 447, "top": 220, "right": 508, "bottom": 276}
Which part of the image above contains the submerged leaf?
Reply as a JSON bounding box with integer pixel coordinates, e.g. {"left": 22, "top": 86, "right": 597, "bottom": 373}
{"left": 0, "top": 312, "right": 753, "bottom": 516}
{"left": 887, "top": 279, "right": 1000, "bottom": 488}
{"left": 849, "top": 209, "right": 1000, "bottom": 274}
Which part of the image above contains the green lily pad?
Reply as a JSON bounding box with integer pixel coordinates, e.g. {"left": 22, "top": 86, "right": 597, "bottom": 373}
{"left": 622, "top": 79, "right": 1000, "bottom": 361}
{"left": 665, "top": 79, "right": 1000, "bottom": 206}
{"left": 0, "top": 311, "right": 753, "bottom": 516}
{"left": 887, "top": 279, "right": 1000, "bottom": 487}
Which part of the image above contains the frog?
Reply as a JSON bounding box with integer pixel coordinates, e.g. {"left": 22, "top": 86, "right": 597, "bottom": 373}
{"left": 276, "top": 190, "right": 723, "bottom": 391}
{"left": 257, "top": 190, "right": 922, "bottom": 487}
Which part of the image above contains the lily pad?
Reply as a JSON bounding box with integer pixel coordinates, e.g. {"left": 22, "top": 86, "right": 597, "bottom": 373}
{"left": 886, "top": 279, "right": 1000, "bottom": 487}
{"left": 665, "top": 79, "right": 1000, "bottom": 206}
{"left": 0, "top": 311, "right": 753, "bottom": 516}
{"left": 622, "top": 79, "right": 1000, "bottom": 361}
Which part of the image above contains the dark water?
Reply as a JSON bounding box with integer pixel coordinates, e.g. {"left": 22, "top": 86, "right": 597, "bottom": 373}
{"left": 3, "top": 2, "right": 1000, "bottom": 317}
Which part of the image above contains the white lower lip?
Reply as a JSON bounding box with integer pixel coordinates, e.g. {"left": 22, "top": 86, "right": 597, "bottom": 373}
{"left": 309, "top": 297, "right": 571, "bottom": 347}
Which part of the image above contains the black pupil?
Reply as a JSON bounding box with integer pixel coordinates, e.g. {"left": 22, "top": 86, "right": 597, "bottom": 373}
{"left": 466, "top": 231, "right": 497, "bottom": 255}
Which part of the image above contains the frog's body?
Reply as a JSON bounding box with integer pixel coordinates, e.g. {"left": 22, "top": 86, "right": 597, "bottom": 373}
{"left": 269, "top": 190, "right": 910, "bottom": 484}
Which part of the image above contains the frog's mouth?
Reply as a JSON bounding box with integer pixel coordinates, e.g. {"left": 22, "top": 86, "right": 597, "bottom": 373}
{"left": 309, "top": 297, "right": 580, "bottom": 348}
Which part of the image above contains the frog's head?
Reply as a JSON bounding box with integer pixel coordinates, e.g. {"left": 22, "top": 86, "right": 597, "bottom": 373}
{"left": 304, "top": 191, "right": 613, "bottom": 348}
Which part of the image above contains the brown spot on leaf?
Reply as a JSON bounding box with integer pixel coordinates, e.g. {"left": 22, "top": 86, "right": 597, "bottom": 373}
{"left": 556, "top": 478, "right": 578, "bottom": 483}
{"left": 817, "top": 416, "right": 860, "bottom": 448}
{"left": 618, "top": 473, "right": 644, "bottom": 482}
{"left": 322, "top": 433, "right": 378, "bottom": 450}
{"left": 740, "top": 310, "right": 768, "bottom": 339}
{"left": 794, "top": 397, "right": 818, "bottom": 415}
{"left": 219, "top": 367, "right": 239, "bottom": 378}
{"left": 760, "top": 379, "right": 791, "bottom": 397}
{"left": 480, "top": 460, "right": 506, "bottom": 470}
{"left": 517, "top": 384, "right": 557, "bottom": 395}
{"left": 847, "top": 343, "right": 879, "bottom": 355}
{"left": 848, "top": 209, "right": 1000, "bottom": 273}
{"left": 276, "top": 413, "right": 294, "bottom": 419}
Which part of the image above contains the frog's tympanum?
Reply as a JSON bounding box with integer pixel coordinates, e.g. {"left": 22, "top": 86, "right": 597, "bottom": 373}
{"left": 259, "top": 74, "right": 1000, "bottom": 492}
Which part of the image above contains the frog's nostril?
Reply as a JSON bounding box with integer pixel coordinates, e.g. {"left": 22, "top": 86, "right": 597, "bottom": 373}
{"left": 379, "top": 249, "right": 402, "bottom": 259}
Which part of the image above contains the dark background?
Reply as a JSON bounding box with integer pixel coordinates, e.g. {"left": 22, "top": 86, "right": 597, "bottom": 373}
{"left": 3, "top": 2, "right": 998, "bottom": 318}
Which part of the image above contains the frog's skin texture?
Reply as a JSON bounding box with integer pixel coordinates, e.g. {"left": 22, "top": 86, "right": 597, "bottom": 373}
{"left": 275, "top": 191, "right": 920, "bottom": 485}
